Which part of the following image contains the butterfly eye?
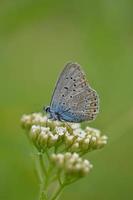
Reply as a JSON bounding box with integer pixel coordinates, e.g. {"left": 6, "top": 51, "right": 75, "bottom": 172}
{"left": 74, "top": 84, "right": 76, "bottom": 87}
{"left": 45, "top": 106, "right": 50, "bottom": 113}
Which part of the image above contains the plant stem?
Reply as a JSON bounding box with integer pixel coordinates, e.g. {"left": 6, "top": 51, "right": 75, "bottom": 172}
{"left": 34, "top": 160, "right": 43, "bottom": 183}
{"left": 39, "top": 153, "right": 48, "bottom": 177}
{"left": 39, "top": 184, "right": 48, "bottom": 200}
{"left": 38, "top": 153, "right": 49, "bottom": 200}
{"left": 51, "top": 184, "right": 65, "bottom": 200}
{"left": 64, "top": 177, "right": 80, "bottom": 185}
{"left": 45, "top": 150, "right": 50, "bottom": 161}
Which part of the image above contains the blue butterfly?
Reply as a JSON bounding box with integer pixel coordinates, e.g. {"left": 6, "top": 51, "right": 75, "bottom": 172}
{"left": 44, "top": 62, "right": 99, "bottom": 123}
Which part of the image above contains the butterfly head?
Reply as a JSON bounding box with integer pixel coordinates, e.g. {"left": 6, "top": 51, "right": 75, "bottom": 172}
{"left": 44, "top": 106, "right": 62, "bottom": 121}
{"left": 45, "top": 106, "right": 50, "bottom": 113}
{"left": 44, "top": 106, "right": 52, "bottom": 119}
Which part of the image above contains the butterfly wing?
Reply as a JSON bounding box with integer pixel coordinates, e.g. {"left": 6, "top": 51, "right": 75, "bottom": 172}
{"left": 50, "top": 62, "right": 99, "bottom": 122}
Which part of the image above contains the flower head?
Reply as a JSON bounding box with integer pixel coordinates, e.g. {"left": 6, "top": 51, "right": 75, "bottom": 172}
{"left": 51, "top": 152, "right": 93, "bottom": 177}
{"left": 21, "top": 113, "right": 108, "bottom": 153}
{"left": 21, "top": 112, "right": 108, "bottom": 197}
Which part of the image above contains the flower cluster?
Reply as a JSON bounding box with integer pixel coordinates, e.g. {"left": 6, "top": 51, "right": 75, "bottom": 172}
{"left": 21, "top": 113, "right": 48, "bottom": 130}
{"left": 21, "top": 112, "right": 108, "bottom": 200}
{"left": 21, "top": 113, "right": 107, "bottom": 154}
{"left": 51, "top": 152, "right": 93, "bottom": 176}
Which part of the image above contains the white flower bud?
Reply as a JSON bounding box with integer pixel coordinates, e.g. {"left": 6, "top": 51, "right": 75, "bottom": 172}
{"left": 41, "top": 126, "right": 50, "bottom": 132}
{"left": 81, "top": 138, "right": 90, "bottom": 150}
{"left": 69, "top": 123, "right": 80, "bottom": 130}
{"left": 39, "top": 133, "right": 48, "bottom": 147}
{"left": 53, "top": 121, "right": 62, "bottom": 126}
{"left": 73, "top": 129, "right": 86, "bottom": 138}
{"left": 101, "top": 135, "right": 108, "bottom": 140}
{"left": 56, "top": 153, "right": 64, "bottom": 160}
{"left": 86, "top": 127, "right": 101, "bottom": 138}
{"left": 75, "top": 163, "right": 81, "bottom": 171}
{"left": 86, "top": 134, "right": 92, "bottom": 139}
{"left": 30, "top": 125, "right": 40, "bottom": 140}
{"left": 82, "top": 167, "right": 90, "bottom": 175}
{"left": 71, "top": 143, "right": 79, "bottom": 151}
{"left": 21, "top": 114, "right": 31, "bottom": 123}
{"left": 56, "top": 154, "right": 64, "bottom": 166}
{"left": 84, "top": 138, "right": 90, "bottom": 144}
{"left": 64, "top": 152, "right": 72, "bottom": 159}
{"left": 55, "top": 127, "right": 67, "bottom": 136}
{"left": 47, "top": 134, "right": 57, "bottom": 147}
{"left": 84, "top": 160, "right": 90, "bottom": 167}
{"left": 72, "top": 153, "right": 79, "bottom": 159}
{"left": 91, "top": 136, "right": 97, "bottom": 142}
{"left": 76, "top": 137, "right": 83, "bottom": 143}
{"left": 65, "top": 135, "right": 74, "bottom": 146}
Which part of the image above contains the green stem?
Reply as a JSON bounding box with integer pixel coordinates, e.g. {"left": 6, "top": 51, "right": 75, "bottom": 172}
{"left": 39, "top": 184, "right": 48, "bottom": 200}
{"left": 57, "top": 175, "right": 62, "bottom": 186}
{"left": 64, "top": 177, "right": 80, "bottom": 185}
{"left": 51, "top": 184, "right": 65, "bottom": 200}
{"left": 45, "top": 150, "right": 51, "bottom": 163}
{"left": 34, "top": 161, "right": 43, "bottom": 183}
{"left": 39, "top": 153, "right": 48, "bottom": 177}
{"left": 38, "top": 153, "right": 49, "bottom": 200}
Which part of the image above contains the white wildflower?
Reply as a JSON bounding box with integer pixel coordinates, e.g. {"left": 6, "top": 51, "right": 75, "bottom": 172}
{"left": 55, "top": 127, "right": 67, "bottom": 136}
{"left": 69, "top": 123, "right": 81, "bottom": 130}
{"left": 51, "top": 152, "right": 93, "bottom": 177}
{"left": 21, "top": 113, "right": 108, "bottom": 153}
{"left": 71, "top": 142, "right": 79, "bottom": 151}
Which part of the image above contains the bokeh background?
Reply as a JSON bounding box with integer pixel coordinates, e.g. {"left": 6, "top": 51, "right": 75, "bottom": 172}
{"left": 0, "top": 1, "right": 133, "bottom": 200}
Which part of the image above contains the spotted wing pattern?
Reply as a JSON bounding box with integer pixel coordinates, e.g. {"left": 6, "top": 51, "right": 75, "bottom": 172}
{"left": 50, "top": 62, "right": 99, "bottom": 122}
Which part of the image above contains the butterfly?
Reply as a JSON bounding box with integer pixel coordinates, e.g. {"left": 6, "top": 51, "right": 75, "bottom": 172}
{"left": 44, "top": 62, "right": 99, "bottom": 123}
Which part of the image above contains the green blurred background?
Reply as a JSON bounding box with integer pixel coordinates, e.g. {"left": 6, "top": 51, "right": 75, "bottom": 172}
{"left": 0, "top": 0, "right": 133, "bottom": 199}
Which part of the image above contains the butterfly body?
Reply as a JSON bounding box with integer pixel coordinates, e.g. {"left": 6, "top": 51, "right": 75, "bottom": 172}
{"left": 45, "top": 62, "right": 99, "bottom": 123}
{"left": 45, "top": 106, "right": 63, "bottom": 121}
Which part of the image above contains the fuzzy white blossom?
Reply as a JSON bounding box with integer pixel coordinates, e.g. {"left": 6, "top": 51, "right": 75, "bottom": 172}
{"left": 51, "top": 152, "right": 93, "bottom": 176}
{"left": 21, "top": 113, "right": 108, "bottom": 153}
